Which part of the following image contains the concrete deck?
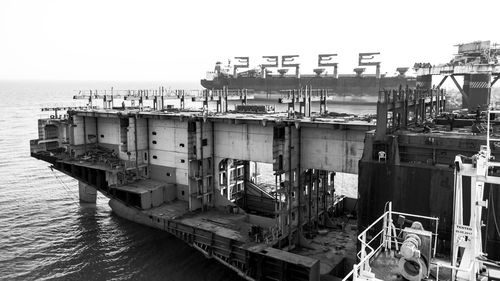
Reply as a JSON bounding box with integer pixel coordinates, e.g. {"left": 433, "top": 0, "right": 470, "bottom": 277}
{"left": 179, "top": 211, "right": 251, "bottom": 242}
{"left": 145, "top": 200, "right": 189, "bottom": 220}
{"left": 292, "top": 221, "right": 357, "bottom": 275}
{"left": 114, "top": 179, "right": 165, "bottom": 194}
{"left": 144, "top": 201, "right": 253, "bottom": 242}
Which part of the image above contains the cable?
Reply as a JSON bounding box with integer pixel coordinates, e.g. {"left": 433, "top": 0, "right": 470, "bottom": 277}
{"left": 489, "top": 188, "right": 500, "bottom": 239}
{"left": 49, "top": 167, "right": 79, "bottom": 204}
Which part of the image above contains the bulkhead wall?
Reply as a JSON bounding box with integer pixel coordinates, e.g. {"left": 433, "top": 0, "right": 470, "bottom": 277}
{"left": 213, "top": 122, "right": 274, "bottom": 164}
{"left": 300, "top": 126, "right": 366, "bottom": 174}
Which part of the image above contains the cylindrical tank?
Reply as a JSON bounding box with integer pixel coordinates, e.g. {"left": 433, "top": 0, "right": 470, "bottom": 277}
{"left": 463, "top": 73, "right": 491, "bottom": 110}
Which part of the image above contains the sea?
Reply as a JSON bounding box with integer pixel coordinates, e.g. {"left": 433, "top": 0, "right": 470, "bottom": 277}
{"left": 0, "top": 80, "right": 374, "bottom": 281}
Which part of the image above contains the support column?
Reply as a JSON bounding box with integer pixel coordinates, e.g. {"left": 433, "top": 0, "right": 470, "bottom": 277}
{"left": 375, "top": 90, "right": 388, "bottom": 140}
{"left": 463, "top": 73, "right": 491, "bottom": 110}
{"left": 79, "top": 181, "right": 97, "bottom": 203}
{"left": 416, "top": 74, "right": 432, "bottom": 90}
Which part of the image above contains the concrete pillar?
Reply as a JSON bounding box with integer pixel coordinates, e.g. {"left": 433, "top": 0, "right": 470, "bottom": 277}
{"left": 79, "top": 181, "right": 97, "bottom": 203}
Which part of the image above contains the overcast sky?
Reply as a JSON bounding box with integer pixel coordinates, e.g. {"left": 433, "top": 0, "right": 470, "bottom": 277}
{"left": 1, "top": 0, "right": 500, "bottom": 82}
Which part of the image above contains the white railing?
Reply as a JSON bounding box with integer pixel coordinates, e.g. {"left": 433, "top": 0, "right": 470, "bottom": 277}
{"left": 434, "top": 262, "right": 474, "bottom": 281}
{"left": 342, "top": 202, "right": 439, "bottom": 281}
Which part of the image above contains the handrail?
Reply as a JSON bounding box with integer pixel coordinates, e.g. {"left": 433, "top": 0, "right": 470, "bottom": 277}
{"left": 342, "top": 203, "right": 439, "bottom": 281}
{"left": 435, "top": 262, "right": 474, "bottom": 281}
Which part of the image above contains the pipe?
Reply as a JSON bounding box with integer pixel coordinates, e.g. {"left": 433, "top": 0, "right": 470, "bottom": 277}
{"left": 323, "top": 171, "right": 327, "bottom": 222}
{"left": 83, "top": 116, "right": 87, "bottom": 153}
{"left": 308, "top": 169, "right": 312, "bottom": 235}
{"left": 200, "top": 121, "right": 204, "bottom": 208}
{"left": 95, "top": 117, "right": 98, "bottom": 144}
{"left": 297, "top": 126, "right": 302, "bottom": 233}
{"left": 316, "top": 170, "right": 320, "bottom": 229}
{"left": 146, "top": 118, "right": 150, "bottom": 174}
{"left": 288, "top": 124, "right": 293, "bottom": 248}
{"left": 211, "top": 120, "right": 215, "bottom": 206}
{"left": 134, "top": 115, "right": 139, "bottom": 176}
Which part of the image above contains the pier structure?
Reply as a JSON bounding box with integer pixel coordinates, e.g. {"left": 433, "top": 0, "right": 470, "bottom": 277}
{"left": 31, "top": 89, "right": 374, "bottom": 281}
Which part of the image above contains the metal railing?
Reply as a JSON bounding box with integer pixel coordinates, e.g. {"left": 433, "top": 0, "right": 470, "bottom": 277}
{"left": 434, "top": 262, "right": 474, "bottom": 281}
{"left": 342, "top": 202, "right": 439, "bottom": 281}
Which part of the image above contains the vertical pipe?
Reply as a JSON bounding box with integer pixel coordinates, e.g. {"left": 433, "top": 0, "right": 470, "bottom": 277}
{"left": 297, "top": 126, "right": 302, "bottom": 232}
{"left": 308, "top": 169, "right": 312, "bottom": 235}
{"left": 315, "top": 170, "right": 319, "bottom": 228}
{"left": 134, "top": 115, "right": 139, "bottom": 176}
{"left": 451, "top": 166, "right": 459, "bottom": 281}
{"left": 325, "top": 89, "right": 328, "bottom": 113}
{"left": 95, "top": 117, "right": 99, "bottom": 144}
{"left": 275, "top": 173, "right": 279, "bottom": 243}
{"left": 388, "top": 202, "right": 393, "bottom": 251}
{"left": 200, "top": 120, "right": 204, "bottom": 209}
{"left": 323, "top": 171, "right": 327, "bottom": 221}
{"left": 83, "top": 116, "right": 87, "bottom": 153}
{"left": 307, "top": 86, "right": 311, "bottom": 117}
{"left": 226, "top": 161, "right": 231, "bottom": 200}
{"left": 287, "top": 125, "right": 293, "bottom": 248}
{"left": 225, "top": 87, "right": 228, "bottom": 112}
{"left": 204, "top": 89, "right": 209, "bottom": 110}
{"left": 331, "top": 172, "right": 336, "bottom": 209}
{"left": 211, "top": 120, "right": 215, "bottom": 206}
{"left": 146, "top": 118, "right": 150, "bottom": 174}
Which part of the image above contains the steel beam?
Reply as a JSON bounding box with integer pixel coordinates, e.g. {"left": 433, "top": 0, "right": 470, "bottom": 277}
{"left": 450, "top": 75, "right": 470, "bottom": 105}
{"left": 437, "top": 75, "right": 449, "bottom": 89}
{"left": 491, "top": 75, "right": 500, "bottom": 87}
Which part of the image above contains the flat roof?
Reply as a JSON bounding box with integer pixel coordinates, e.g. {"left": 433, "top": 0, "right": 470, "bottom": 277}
{"left": 69, "top": 107, "right": 376, "bottom": 128}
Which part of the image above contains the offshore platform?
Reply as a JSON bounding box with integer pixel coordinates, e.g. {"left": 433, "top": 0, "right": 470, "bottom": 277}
{"left": 30, "top": 41, "right": 500, "bottom": 280}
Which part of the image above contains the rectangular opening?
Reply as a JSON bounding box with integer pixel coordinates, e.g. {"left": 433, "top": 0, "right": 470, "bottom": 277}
{"left": 152, "top": 140, "right": 157, "bottom": 144}
{"left": 202, "top": 138, "right": 208, "bottom": 146}
{"left": 153, "top": 155, "right": 158, "bottom": 159}
{"left": 152, "top": 131, "right": 157, "bottom": 135}
{"left": 179, "top": 143, "right": 184, "bottom": 147}
{"left": 180, "top": 159, "right": 185, "bottom": 163}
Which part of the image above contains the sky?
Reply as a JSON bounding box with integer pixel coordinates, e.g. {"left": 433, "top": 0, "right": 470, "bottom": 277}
{"left": 1, "top": 0, "right": 500, "bottom": 83}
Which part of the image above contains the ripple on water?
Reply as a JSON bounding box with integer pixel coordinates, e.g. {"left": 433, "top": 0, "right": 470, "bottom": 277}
{"left": 0, "top": 82, "right": 241, "bottom": 281}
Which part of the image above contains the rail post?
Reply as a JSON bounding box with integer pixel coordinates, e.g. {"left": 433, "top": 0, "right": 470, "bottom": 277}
{"left": 360, "top": 232, "right": 367, "bottom": 271}
{"left": 388, "top": 202, "right": 393, "bottom": 251}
